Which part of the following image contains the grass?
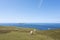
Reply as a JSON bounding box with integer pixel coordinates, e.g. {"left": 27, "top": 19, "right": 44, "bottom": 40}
{"left": 0, "top": 26, "right": 60, "bottom": 40}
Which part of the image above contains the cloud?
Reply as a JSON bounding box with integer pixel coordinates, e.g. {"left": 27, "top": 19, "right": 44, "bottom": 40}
{"left": 38, "top": 0, "right": 43, "bottom": 8}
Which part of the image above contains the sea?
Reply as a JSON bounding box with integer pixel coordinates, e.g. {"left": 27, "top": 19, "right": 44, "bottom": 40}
{"left": 0, "top": 23, "right": 60, "bottom": 30}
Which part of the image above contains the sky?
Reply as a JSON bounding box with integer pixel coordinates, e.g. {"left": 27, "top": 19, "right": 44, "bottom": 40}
{"left": 0, "top": 0, "right": 60, "bottom": 23}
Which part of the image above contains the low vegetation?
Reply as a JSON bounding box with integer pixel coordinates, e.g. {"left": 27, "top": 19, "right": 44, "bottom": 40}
{"left": 0, "top": 26, "right": 60, "bottom": 40}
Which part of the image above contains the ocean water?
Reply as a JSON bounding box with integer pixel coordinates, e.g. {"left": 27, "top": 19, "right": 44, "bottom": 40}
{"left": 0, "top": 23, "right": 60, "bottom": 30}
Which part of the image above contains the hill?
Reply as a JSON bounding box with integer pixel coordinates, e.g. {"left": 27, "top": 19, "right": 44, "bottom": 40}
{"left": 0, "top": 26, "right": 60, "bottom": 40}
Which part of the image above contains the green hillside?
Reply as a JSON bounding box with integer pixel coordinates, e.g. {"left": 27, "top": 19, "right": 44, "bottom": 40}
{"left": 0, "top": 26, "right": 60, "bottom": 40}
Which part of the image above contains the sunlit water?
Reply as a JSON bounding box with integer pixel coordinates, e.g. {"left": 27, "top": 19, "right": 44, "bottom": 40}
{"left": 0, "top": 23, "right": 60, "bottom": 30}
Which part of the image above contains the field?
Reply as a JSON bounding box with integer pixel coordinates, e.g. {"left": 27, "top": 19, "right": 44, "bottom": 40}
{"left": 0, "top": 26, "right": 60, "bottom": 40}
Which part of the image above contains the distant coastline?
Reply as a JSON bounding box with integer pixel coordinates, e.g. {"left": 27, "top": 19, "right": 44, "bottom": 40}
{"left": 0, "top": 23, "right": 60, "bottom": 30}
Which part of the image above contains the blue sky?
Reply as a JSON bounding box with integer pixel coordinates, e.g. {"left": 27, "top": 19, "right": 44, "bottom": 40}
{"left": 0, "top": 0, "right": 60, "bottom": 23}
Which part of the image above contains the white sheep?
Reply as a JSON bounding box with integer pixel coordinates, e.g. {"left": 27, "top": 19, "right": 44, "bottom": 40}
{"left": 30, "top": 29, "right": 36, "bottom": 35}
{"left": 30, "top": 31, "right": 33, "bottom": 35}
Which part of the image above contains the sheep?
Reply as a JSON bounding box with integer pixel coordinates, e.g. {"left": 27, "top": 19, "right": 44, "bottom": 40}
{"left": 30, "top": 29, "right": 36, "bottom": 35}
{"left": 30, "top": 31, "right": 33, "bottom": 35}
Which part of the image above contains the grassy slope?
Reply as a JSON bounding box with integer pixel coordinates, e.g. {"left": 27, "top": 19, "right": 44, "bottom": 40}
{"left": 0, "top": 26, "right": 60, "bottom": 40}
